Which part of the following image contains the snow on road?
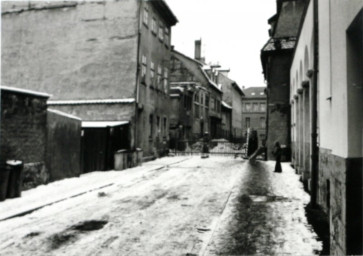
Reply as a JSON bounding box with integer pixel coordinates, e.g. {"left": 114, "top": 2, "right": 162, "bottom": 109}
{"left": 0, "top": 156, "right": 321, "bottom": 256}
{"left": 0, "top": 156, "right": 246, "bottom": 255}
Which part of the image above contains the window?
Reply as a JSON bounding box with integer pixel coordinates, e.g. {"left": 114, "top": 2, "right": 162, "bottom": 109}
{"left": 200, "top": 93, "right": 204, "bottom": 105}
{"left": 210, "top": 97, "right": 215, "bottom": 110}
{"left": 164, "top": 27, "right": 169, "bottom": 47}
{"left": 245, "top": 103, "right": 251, "bottom": 112}
{"left": 194, "top": 103, "right": 199, "bottom": 117}
{"left": 157, "top": 65, "right": 162, "bottom": 91}
{"left": 158, "top": 23, "right": 164, "bottom": 40}
{"left": 246, "top": 117, "right": 250, "bottom": 128}
{"left": 157, "top": 116, "right": 160, "bottom": 135}
{"left": 195, "top": 92, "right": 199, "bottom": 103}
{"left": 143, "top": 7, "right": 149, "bottom": 27}
{"left": 152, "top": 17, "right": 157, "bottom": 34}
{"left": 205, "top": 95, "right": 209, "bottom": 108}
{"left": 163, "top": 117, "right": 167, "bottom": 137}
{"left": 150, "top": 61, "right": 155, "bottom": 85}
{"left": 163, "top": 68, "right": 168, "bottom": 94}
{"left": 260, "top": 117, "right": 266, "bottom": 128}
{"left": 141, "top": 55, "right": 147, "bottom": 83}
{"left": 260, "top": 103, "right": 266, "bottom": 112}
{"left": 253, "top": 103, "right": 259, "bottom": 112}
{"left": 149, "top": 114, "right": 153, "bottom": 138}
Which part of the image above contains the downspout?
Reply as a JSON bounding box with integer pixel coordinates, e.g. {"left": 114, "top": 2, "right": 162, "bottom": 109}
{"left": 134, "top": 1, "right": 142, "bottom": 151}
{"left": 311, "top": 0, "right": 319, "bottom": 207}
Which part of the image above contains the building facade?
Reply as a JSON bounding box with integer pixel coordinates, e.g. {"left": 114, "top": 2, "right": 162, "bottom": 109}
{"left": 290, "top": 1, "right": 362, "bottom": 254}
{"left": 215, "top": 71, "right": 244, "bottom": 141}
{"left": 169, "top": 47, "right": 223, "bottom": 142}
{"left": 261, "top": 0, "right": 307, "bottom": 160}
{"left": 241, "top": 87, "right": 267, "bottom": 144}
{"left": 1, "top": 0, "right": 177, "bottom": 159}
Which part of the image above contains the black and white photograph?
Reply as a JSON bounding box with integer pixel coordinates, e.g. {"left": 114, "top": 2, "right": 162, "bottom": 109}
{"left": 0, "top": 0, "right": 362, "bottom": 255}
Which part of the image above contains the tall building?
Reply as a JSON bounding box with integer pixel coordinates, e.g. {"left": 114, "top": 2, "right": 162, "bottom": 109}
{"left": 260, "top": 0, "right": 307, "bottom": 160}
{"left": 1, "top": 0, "right": 178, "bottom": 162}
{"left": 241, "top": 87, "right": 267, "bottom": 144}
{"left": 290, "top": 1, "right": 362, "bottom": 254}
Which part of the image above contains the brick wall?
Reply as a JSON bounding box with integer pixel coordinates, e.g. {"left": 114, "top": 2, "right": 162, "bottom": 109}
{"left": 1, "top": 88, "right": 49, "bottom": 189}
{"left": 318, "top": 148, "right": 363, "bottom": 255}
{"left": 47, "top": 109, "right": 82, "bottom": 181}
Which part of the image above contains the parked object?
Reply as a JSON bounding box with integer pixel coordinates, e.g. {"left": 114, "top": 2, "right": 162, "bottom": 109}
{"left": 0, "top": 165, "right": 10, "bottom": 201}
{"left": 6, "top": 160, "right": 24, "bottom": 198}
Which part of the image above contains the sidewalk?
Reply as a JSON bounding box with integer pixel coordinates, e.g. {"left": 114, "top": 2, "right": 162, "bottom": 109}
{"left": 0, "top": 156, "right": 189, "bottom": 221}
{"left": 204, "top": 160, "right": 322, "bottom": 255}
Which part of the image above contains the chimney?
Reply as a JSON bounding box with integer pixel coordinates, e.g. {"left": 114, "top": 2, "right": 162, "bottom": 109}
{"left": 194, "top": 39, "right": 201, "bottom": 61}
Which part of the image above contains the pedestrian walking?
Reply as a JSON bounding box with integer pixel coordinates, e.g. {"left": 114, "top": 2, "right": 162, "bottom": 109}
{"left": 272, "top": 141, "right": 282, "bottom": 173}
{"left": 201, "top": 132, "right": 210, "bottom": 159}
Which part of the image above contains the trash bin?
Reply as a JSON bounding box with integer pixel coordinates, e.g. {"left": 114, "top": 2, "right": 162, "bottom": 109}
{"left": 6, "top": 160, "right": 23, "bottom": 198}
{"left": 0, "top": 164, "right": 10, "bottom": 201}
{"left": 114, "top": 149, "right": 127, "bottom": 170}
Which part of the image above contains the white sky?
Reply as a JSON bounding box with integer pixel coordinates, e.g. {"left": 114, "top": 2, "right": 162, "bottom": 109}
{"left": 165, "top": 0, "right": 277, "bottom": 88}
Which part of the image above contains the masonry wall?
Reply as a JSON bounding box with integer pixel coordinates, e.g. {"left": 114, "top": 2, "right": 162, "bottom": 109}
{"left": 46, "top": 109, "right": 81, "bottom": 181}
{"left": 1, "top": 0, "right": 138, "bottom": 101}
{"left": 266, "top": 53, "right": 291, "bottom": 160}
{"left": 0, "top": 89, "right": 48, "bottom": 190}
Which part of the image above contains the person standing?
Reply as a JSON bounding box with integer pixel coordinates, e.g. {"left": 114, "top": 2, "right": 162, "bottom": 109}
{"left": 273, "top": 141, "right": 282, "bottom": 173}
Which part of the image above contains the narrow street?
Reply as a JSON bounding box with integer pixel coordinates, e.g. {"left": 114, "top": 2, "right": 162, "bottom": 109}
{"left": 0, "top": 157, "right": 322, "bottom": 255}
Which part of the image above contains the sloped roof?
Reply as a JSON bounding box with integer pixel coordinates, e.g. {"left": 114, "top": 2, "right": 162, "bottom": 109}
{"left": 262, "top": 37, "right": 296, "bottom": 52}
{"left": 243, "top": 87, "right": 267, "bottom": 98}
{"left": 1, "top": 85, "right": 50, "bottom": 98}
{"left": 172, "top": 50, "right": 222, "bottom": 93}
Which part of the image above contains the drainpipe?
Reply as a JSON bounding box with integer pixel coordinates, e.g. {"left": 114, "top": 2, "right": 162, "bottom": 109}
{"left": 133, "top": 1, "right": 142, "bottom": 151}
{"left": 311, "top": 0, "right": 319, "bottom": 207}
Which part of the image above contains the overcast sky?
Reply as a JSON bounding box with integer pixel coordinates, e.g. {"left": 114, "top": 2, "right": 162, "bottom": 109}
{"left": 165, "top": 0, "right": 277, "bottom": 88}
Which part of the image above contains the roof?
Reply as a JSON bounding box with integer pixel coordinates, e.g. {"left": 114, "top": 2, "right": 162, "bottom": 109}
{"left": 0, "top": 85, "right": 50, "bottom": 98}
{"left": 172, "top": 50, "right": 222, "bottom": 94}
{"left": 48, "top": 98, "right": 135, "bottom": 105}
{"left": 261, "top": 37, "right": 296, "bottom": 52}
{"left": 82, "top": 121, "right": 129, "bottom": 128}
{"left": 150, "top": 0, "right": 178, "bottom": 26}
{"left": 221, "top": 101, "right": 232, "bottom": 109}
{"left": 48, "top": 109, "right": 82, "bottom": 121}
{"left": 243, "top": 87, "right": 267, "bottom": 98}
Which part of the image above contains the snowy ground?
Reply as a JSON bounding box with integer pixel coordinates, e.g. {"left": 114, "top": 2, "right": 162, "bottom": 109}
{"left": 0, "top": 156, "right": 322, "bottom": 255}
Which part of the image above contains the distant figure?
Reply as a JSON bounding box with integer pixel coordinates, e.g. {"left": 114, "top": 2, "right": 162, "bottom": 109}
{"left": 247, "top": 129, "right": 258, "bottom": 157}
{"left": 201, "top": 132, "right": 210, "bottom": 159}
{"left": 272, "top": 141, "right": 282, "bottom": 173}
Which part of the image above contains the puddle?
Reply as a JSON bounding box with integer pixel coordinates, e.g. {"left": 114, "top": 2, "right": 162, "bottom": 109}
{"left": 71, "top": 220, "right": 108, "bottom": 232}
{"left": 48, "top": 232, "right": 77, "bottom": 250}
{"left": 249, "top": 195, "right": 291, "bottom": 203}
{"left": 24, "top": 232, "right": 42, "bottom": 238}
{"left": 47, "top": 220, "right": 108, "bottom": 250}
